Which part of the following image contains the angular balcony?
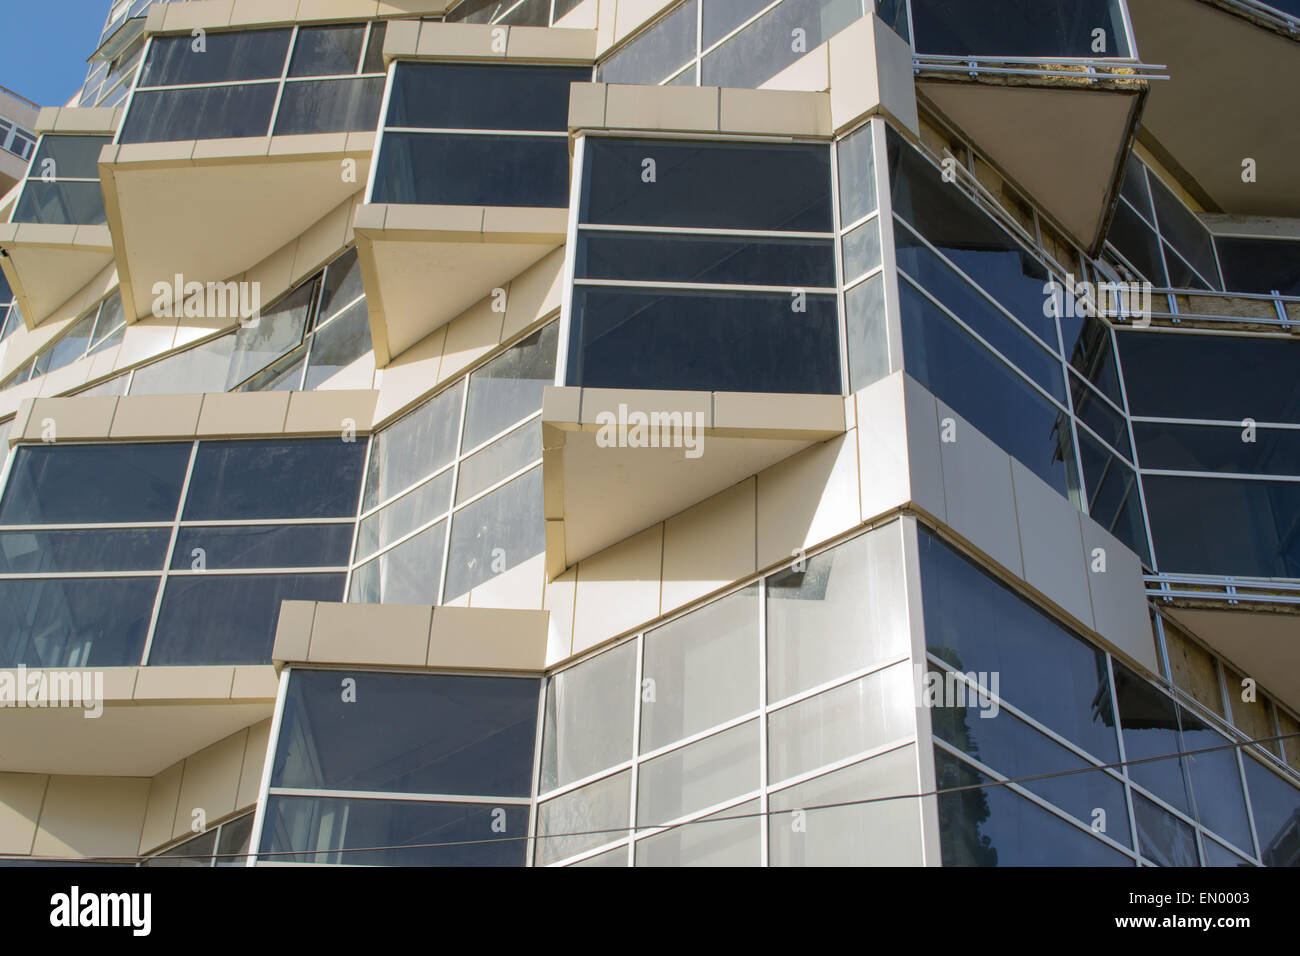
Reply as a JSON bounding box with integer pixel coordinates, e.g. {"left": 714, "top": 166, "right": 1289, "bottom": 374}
{"left": 1126, "top": 0, "right": 1300, "bottom": 218}
{"left": 100, "top": 21, "right": 388, "bottom": 321}
{"left": 888, "top": 0, "right": 1162, "bottom": 252}
{"left": 355, "top": 23, "right": 594, "bottom": 364}
{"left": 0, "top": 112, "right": 120, "bottom": 329}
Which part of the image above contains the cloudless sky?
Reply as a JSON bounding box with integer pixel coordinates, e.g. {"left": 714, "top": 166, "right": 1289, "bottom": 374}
{"left": 0, "top": 0, "right": 111, "bottom": 108}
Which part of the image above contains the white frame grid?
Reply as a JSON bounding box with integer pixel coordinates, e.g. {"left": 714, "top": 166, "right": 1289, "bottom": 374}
{"left": 346, "top": 320, "right": 558, "bottom": 607}
{"left": 0, "top": 436, "right": 364, "bottom": 669}
{"left": 116, "top": 21, "right": 388, "bottom": 146}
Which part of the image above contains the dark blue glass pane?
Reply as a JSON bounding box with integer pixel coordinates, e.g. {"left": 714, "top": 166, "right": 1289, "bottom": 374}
{"left": 1132, "top": 791, "right": 1199, "bottom": 866}
{"left": 273, "top": 77, "right": 385, "bottom": 135}
{"left": 897, "top": 232, "right": 1065, "bottom": 401}
{"left": 930, "top": 669, "right": 1131, "bottom": 848}
{"left": 387, "top": 63, "right": 589, "bottom": 130}
{"left": 1107, "top": 200, "right": 1167, "bottom": 286}
{"left": 1135, "top": 422, "right": 1300, "bottom": 476}
{"left": 1114, "top": 663, "right": 1192, "bottom": 815}
{"left": 272, "top": 670, "right": 540, "bottom": 795}
{"left": 120, "top": 85, "right": 278, "bottom": 143}
{"left": 1179, "top": 706, "right": 1253, "bottom": 854}
{"left": 1215, "top": 237, "right": 1300, "bottom": 296}
{"left": 899, "top": 280, "right": 1074, "bottom": 495}
{"left": 1061, "top": 315, "right": 1123, "bottom": 406}
{"left": 260, "top": 795, "right": 528, "bottom": 865}
{"left": 935, "top": 748, "right": 1131, "bottom": 866}
{"left": 1118, "top": 154, "right": 1152, "bottom": 222}
{"left": 149, "top": 572, "right": 344, "bottom": 665}
{"left": 288, "top": 24, "right": 365, "bottom": 77}
{"left": 919, "top": 528, "right": 1120, "bottom": 763}
{"left": 13, "top": 182, "right": 107, "bottom": 226}
{"left": 170, "top": 524, "right": 353, "bottom": 570}
{"left": 1071, "top": 373, "right": 1131, "bottom": 459}
{"left": 1143, "top": 475, "right": 1300, "bottom": 578}
{"left": 139, "top": 29, "right": 292, "bottom": 87}
{"left": 183, "top": 439, "right": 365, "bottom": 521}
{"left": 27, "top": 135, "right": 110, "bottom": 180}
{"left": 575, "top": 232, "right": 835, "bottom": 286}
{"left": 910, "top": 0, "right": 1131, "bottom": 57}
{"left": 0, "top": 443, "right": 191, "bottom": 524}
{"left": 568, "top": 287, "right": 841, "bottom": 393}
{"left": 0, "top": 529, "right": 171, "bottom": 572}
{"left": 0, "top": 577, "right": 158, "bottom": 667}
{"left": 886, "top": 130, "right": 1058, "bottom": 347}
{"left": 1243, "top": 757, "right": 1300, "bottom": 867}
{"left": 1076, "top": 430, "right": 1151, "bottom": 567}
{"left": 372, "top": 133, "right": 570, "bottom": 207}
{"left": 1148, "top": 175, "right": 1220, "bottom": 288}
{"left": 581, "top": 138, "right": 833, "bottom": 232}
{"left": 1118, "top": 332, "right": 1300, "bottom": 423}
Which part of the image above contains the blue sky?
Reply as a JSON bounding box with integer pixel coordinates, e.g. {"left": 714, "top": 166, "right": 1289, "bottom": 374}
{"left": 0, "top": 0, "right": 111, "bottom": 107}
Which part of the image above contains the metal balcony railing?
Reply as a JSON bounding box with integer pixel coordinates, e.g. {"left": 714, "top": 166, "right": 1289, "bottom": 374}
{"left": 1146, "top": 572, "right": 1300, "bottom": 606}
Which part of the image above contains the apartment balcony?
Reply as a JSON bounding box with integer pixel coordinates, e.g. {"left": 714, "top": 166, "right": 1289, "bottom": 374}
{"left": 881, "top": 0, "right": 1162, "bottom": 253}
{"left": 1127, "top": 0, "right": 1300, "bottom": 218}
{"left": 0, "top": 111, "right": 120, "bottom": 330}
{"left": 354, "top": 23, "right": 594, "bottom": 365}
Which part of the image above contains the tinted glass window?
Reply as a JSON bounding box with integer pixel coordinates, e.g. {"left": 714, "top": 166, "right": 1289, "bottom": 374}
{"left": 1134, "top": 422, "right": 1300, "bottom": 476}
{"left": 183, "top": 440, "right": 365, "bottom": 521}
{"left": 149, "top": 572, "right": 345, "bottom": 665}
{"left": 261, "top": 795, "right": 528, "bottom": 866}
{"left": 597, "top": 0, "right": 696, "bottom": 84}
{"left": 700, "top": 0, "right": 861, "bottom": 88}
{"left": 120, "top": 85, "right": 278, "bottom": 143}
{"left": 387, "top": 63, "right": 589, "bottom": 130}
{"left": 1179, "top": 706, "right": 1253, "bottom": 853}
{"left": 0, "top": 443, "right": 190, "bottom": 525}
{"left": 1243, "top": 757, "right": 1300, "bottom": 867}
{"left": 935, "top": 748, "right": 1130, "bottom": 866}
{"left": 0, "top": 577, "right": 159, "bottom": 667}
{"left": 0, "top": 529, "right": 170, "bottom": 573}
{"left": 1131, "top": 791, "right": 1198, "bottom": 866}
{"left": 567, "top": 287, "right": 840, "bottom": 393}
{"left": 541, "top": 640, "right": 637, "bottom": 790}
{"left": 288, "top": 24, "right": 365, "bottom": 77}
{"left": 1117, "top": 332, "right": 1300, "bottom": 423}
{"left": 910, "top": 0, "right": 1131, "bottom": 57}
{"left": 364, "top": 380, "right": 463, "bottom": 510}
{"left": 444, "top": 467, "right": 544, "bottom": 599}
{"left": 1215, "top": 237, "right": 1300, "bottom": 296}
{"left": 28, "top": 135, "right": 109, "bottom": 180}
{"left": 581, "top": 138, "right": 833, "bottom": 232}
{"left": 1114, "top": 663, "right": 1191, "bottom": 815}
{"left": 170, "top": 524, "right": 353, "bottom": 570}
{"left": 273, "top": 77, "right": 385, "bottom": 135}
{"left": 575, "top": 233, "right": 836, "bottom": 287}
{"left": 919, "top": 528, "right": 1119, "bottom": 762}
{"left": 139, "top": 29, "right": 292, "bottom": 87}
{"left": 372, "top": 133, "right": 570, "bottom": 207}
{"left": 462, "top": 323, "right": 557, "bottom": 450}
{"left": 273, "top": 670, "right": 539, "bottom": 796}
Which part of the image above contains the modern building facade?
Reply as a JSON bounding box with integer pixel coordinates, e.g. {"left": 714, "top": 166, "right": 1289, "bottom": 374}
{"left": 0, "top": 0, "right": 1297, "bottom": 867}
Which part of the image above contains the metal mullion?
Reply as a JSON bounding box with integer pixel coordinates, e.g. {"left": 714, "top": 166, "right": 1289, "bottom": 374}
{"left": 933, "top": 738, "right": 1139, "bottom": 861}
{"left": 247, "top": 665, "right": 291, "bottom": 865}
{"left": 699, "top": 0, "right": 784, "bottom": 61}
{"left": 927, "top": 650, "right": 1128, "bottom": 785}
{"left": 365, "top": 60, "right": 397, "bottom": 204}
{"left": 830, "top": 135, "right": 850, "bottom": 395}
{"left": 757, "top": 576, "right": 769, "bottom": 866}
{"left": 766, "top": 738, "right": 916, "bottom": 796}
{"left": 178, "top": 517, "right": 356, "bottom": 527}
{"left": 165, "top": 567, "right": 350, "bottom": 577}
{"left": 353, "top": 506, "right": 452, "bottom": 568}
{"left": 1074, "top": 418, "right": 1134, "bottom": 469}
{"left": 1106, "top": 653, "right": 1144, "bottom": 860}
{"left": 436, "top": 378, "right": 473, "bottom": 605}
{"left": 536, "top": 759, "right": 636, "bottom": 802}
{"left": 266, "top": 787, "right": 530, "bottom": 805}
{"left": 841, "top": 263, "right": 886, "bottom": 294}
{"left": 356, "top": 462, "right": 456, "bottom": 522}
{"left": 634, "top": 787, "right": 764, "bottom": 838}
{"left": 899, "top": 270, "right": 1071, "bottom": 414}
{"left": 0, "top": 521, "right": 175, "bottom": 532}
{"left": 555, "top": 133, "right": 584, "bottom": 387}
{"left": 457, "top": 410, "right": 543, "bottom": 460}
{"left": 526, "top": 677, "right": 547, "bottom": 866}
{"left": 1107, "top": 321, "right": 1159, "bottom": 569}
{"left": 264, "top": 24, "right": 298, "bottom": 138}
{"left": 572, "top": 278, "right": 837, "bottom": 295}
{"left": 0, "top": 571, "right": 165, "bottom": 580}
{"left": 627, "top": 632, "right": 645, "bottom": 864}
{"left": 577, "top": 223, "right": 835, "bottom": 241}
{"left": 134, "top": 77, "right": 282, "bottom": 93}
{"left": 636, "top": 708, "right": 762, "bottom": 764}
{"left": 1140, "top": 467, "right": 1300, "bottom": 483}
{"left": 1234, "top": 735, "right": 1265, "bottom": 863}
{"left": 381, "top": 126, "right": 567, "bottom": 138}
{"left": 766, "top": 655, "right": 911, "bottom": 715}
{"left": 895, "top": 214, "right": 1062, "bottom": 352}
{"left": 113, "top": 33, "right": 151, "bottom": 145}
{"left": 139, "top": 439, "right": 198, "bottom": 666}
{"left": 1068, "top": 364, "right": 1128, "bottom": 419}
{"left": 840, "top": 209, "right": 881, "bottom": 235}
{"left": 1130, "top": 415, "right": 1300, "bottom": 430}
{"left": 340, "top": 432, "right": 371, "bottom": 601}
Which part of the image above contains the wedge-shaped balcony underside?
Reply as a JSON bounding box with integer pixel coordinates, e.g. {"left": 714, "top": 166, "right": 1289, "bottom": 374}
{"left": 541, "top": 387, "right": 846, "bottom": 575}
{"left": 99, "top": 134, "right": 373, "bottom": 321}
{"left": 1164, "top": 604, "right": 1300, "bottom": 714}
{"left": 0, "top": 664, "right": 276, "bottom": 776}
{"left": 354, "top": 202, "right": 567, "bottom": 366}
{"left": 917, "top": 78, "right": 1145, "bottom": 253}
{"left": 1128, "top": 0, "right": 1300, "bottom": 216}
{"left": 0, "top": 223, "right": 115, "bottom": 330}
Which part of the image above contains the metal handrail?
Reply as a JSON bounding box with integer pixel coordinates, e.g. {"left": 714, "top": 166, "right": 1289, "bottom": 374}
{"left": 1145, "top": 572, "right": 1300, "bottom": 606}
{"left": 914, "top": 56, "right": 1168, "bottom": 82}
